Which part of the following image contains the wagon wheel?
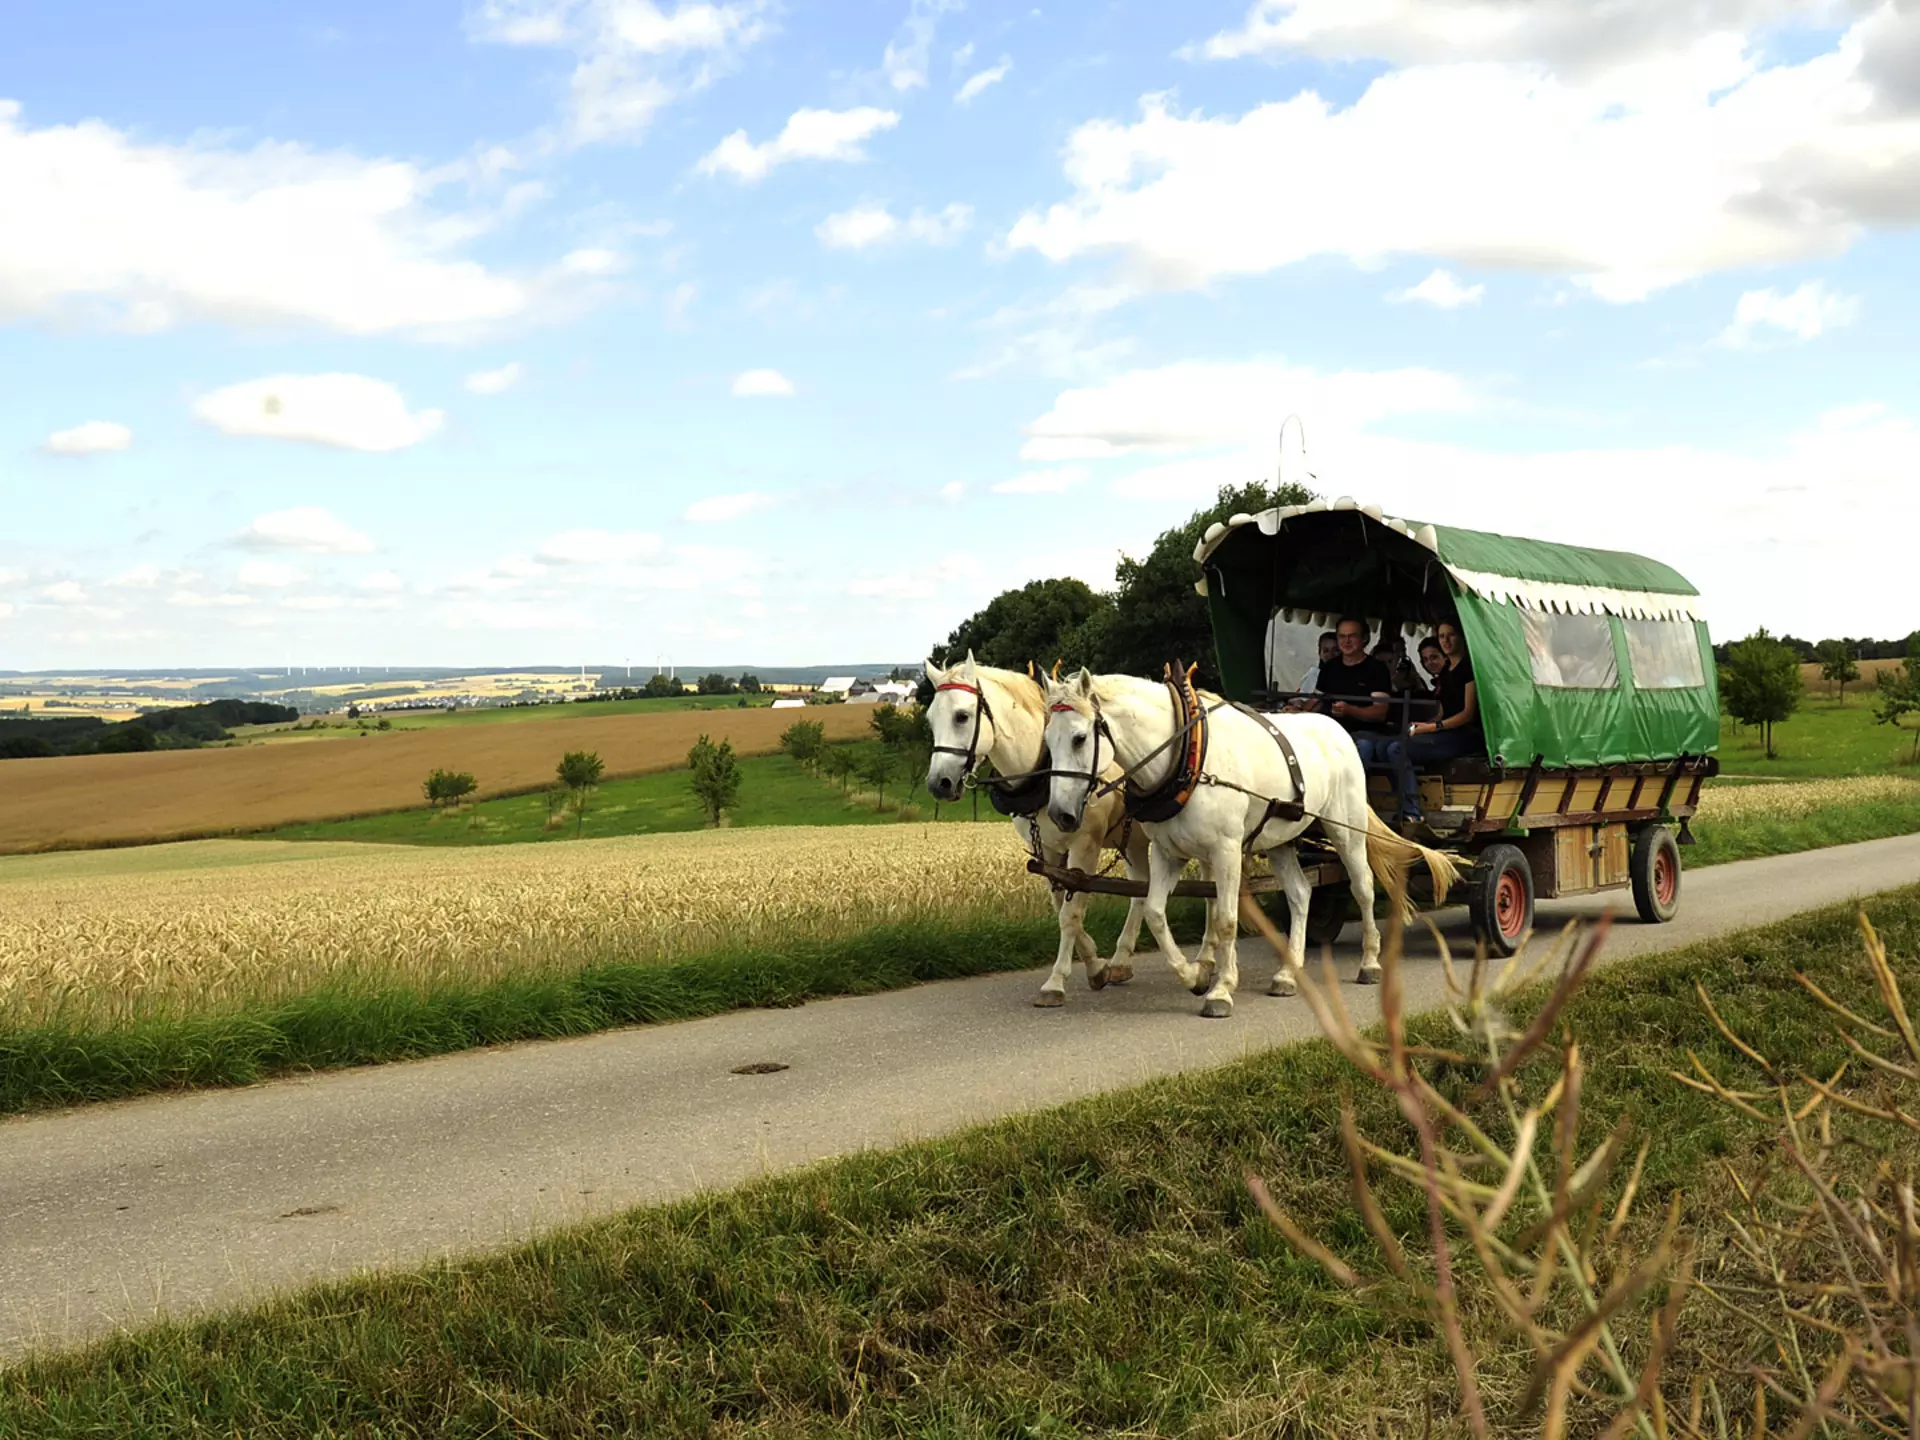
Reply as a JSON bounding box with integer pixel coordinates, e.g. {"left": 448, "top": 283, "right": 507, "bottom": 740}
{"left": 1631, "top": 824, "right": 1681, "bottom": 925}
{"left": 1303, "top": 886, "right": 1350, "bottom": 949}
{"left": 1467, "top": 843, "right": 1534, "bottom": 958}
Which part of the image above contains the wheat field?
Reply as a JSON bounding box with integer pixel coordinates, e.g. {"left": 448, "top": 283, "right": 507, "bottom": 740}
{"left": 1694, "top": 774, "right": 1920, "bottom": 821}
{"left": 0, "top": 825, "right": 1048, "bottom": 1027}
{"left": 0, "top": 704, "right": 870, "bottom": 854}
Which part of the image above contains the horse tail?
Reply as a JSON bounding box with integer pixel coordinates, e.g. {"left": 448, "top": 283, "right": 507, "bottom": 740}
{"left": 1363, "top": 810, "right": 1461, "bottom": 921}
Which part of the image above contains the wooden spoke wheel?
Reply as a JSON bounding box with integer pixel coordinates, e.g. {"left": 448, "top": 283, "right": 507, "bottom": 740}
{"left": 1631, "top": 824, "right": 1682, "bottom": 924}
{"left": 1467, "top": 843, "right": 1534, "bottom": 958}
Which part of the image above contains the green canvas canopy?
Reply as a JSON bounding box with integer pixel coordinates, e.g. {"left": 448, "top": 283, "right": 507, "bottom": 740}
{"left": 1195, "top": 501, "right": 1719, "bottom": 769}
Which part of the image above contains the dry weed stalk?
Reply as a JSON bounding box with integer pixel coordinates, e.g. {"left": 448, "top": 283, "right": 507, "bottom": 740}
{"left": 1239, "top": 890, "right": 1919, "bottom": 1438}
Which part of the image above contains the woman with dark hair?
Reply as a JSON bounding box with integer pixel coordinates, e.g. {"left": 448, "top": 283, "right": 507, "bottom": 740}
{"left": 1381, "top": 620, "right": 1481, "bottom": 825}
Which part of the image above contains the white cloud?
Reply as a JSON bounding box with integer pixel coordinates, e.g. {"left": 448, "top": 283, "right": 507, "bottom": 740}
{"left": 697, "top": 107, "right": 898, "bottom": 182}
{"left": 233, "top": 507, "right": 376, "bottom": 555}
{"left": 465, "top": 361, "right": 525, "bottom": 395}
{"left": 939, "top": 481, "right": 965, "bottom": 503}
{"left": 535, "top": 528, "right": 664, "bottom": 563}
{"left": 359, "top": 569, "right": 407, "bottom": 592}
{"left": 40, "top": 581, "right": 86, "bottom": 605}
{"left": 992, "top": 465, "right": 1089, "bottom": 494}
{"left": 882, "top": 0, "right": 962, "bottom": 91}
{"left": 1716, "top": 280, "right": 1861, "bottom": 348}
{"left": 1011, "top": 16, "right": 1920, "bottom": 302}
{"left": 561, "top": 247, "right": 625, "bottom": 275}
{"left": 1389, "top": 267, "right": 1485, "bottom": 308}
{"left": 42, "top": 420, "right": 132, "bottom": 456}
{"left": 815, "top": 202, "right": 973, "bottom": 249}
{"left": 471, "top": 0, "right": 772, "bottom": 145}
{"left": 0, "top": 100, "right": 531, "bottom": 336}
{"left": 194, "top": 374, "right": 445, "bottom": 451}
{"left": 1020, "top": 357, "right": 1478, "bottom": 462}
{"left": 236, "top": 559, "right": 306, "bottom": 589}
{"left": 684, "top": 491, "right": 773, "bottom": 523}
{"left": 955, "top": 58, "right": 1012, "bottom": 104}
{"left": 731, "top": 368, "right": 794, "bottom": 397}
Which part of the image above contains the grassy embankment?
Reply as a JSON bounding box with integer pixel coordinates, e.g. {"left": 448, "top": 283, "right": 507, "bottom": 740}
{"left": 270, "top": 743, "right": 989, "bottom": 844}
{"left": 0, "top": 828, "right": 1199, "bottom": 1115}
{"left": 4, "top": 888, "right": 1916, "bottom": 1435}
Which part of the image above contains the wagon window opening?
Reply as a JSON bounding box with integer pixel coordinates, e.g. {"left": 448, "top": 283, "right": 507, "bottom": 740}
{"left": 1623, "top": 617, "right": 1706, "bottom": 689}
{"left": 1519, "top": 609, "right": 1619, "bottom": 689}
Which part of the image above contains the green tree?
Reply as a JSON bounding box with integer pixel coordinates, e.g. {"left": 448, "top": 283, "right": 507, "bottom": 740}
{"left": 1817, "top": 638, "right": 1861, "bottom": 702}
{"left": 1875, "top": 631, "right": 1920, "bottom": 764}
{"left": 556, "top": 749, "right": 605, "bottom": 835}
{"left": 1722, "top": 628, "right": 1803, "bottom": 759}
{"left": 697, "top": 672, "right": 735, "bottom": 695}
{"left": 780, "top": 719, "right": 826, "bottom": 769}
{"left": 869, "top": 702, "right": 919, "bottom": 747}
{"left": 687, "top": 733, "right": 742, "bottom": 825}
{"left": 738, "top": 673, "right": 762, "bottom": 694}
{"left": 422, "top": 768, "right": 477, "bottom": 808}
{"left": 860, "top": 746, "right": 897, "bottom": 812}
{"left": 933, "top": 577, "right": 1111, "bottom": 673}
{"left": 642, "top": 672, "right": 681, "bottom": 698}
{"left": 821, "top": 745, "right": 857, "bottom": 792}
{"left": 1078, "top": 478, "right": 1314, "bottom": 688}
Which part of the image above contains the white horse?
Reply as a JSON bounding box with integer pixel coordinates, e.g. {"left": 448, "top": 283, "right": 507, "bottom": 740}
{"left": 924, "top": 653, "right": 1151, "bottom": 1007}
{"left": 1042, "top": 668, "right": 1459, "bottom": 1018}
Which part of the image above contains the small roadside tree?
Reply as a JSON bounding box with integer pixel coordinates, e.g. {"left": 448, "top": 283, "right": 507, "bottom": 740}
{"left": 422, "top": 768, "right": 477, "bottom": 808}
{"left": 1875, "top": 631, "right": 1920, "bottom": 765}
{"left": 738, "top": 673, "right": 761, "bottom": 694}
{"left": 860, "top": 746, "right": 897, "bottom": 812}
{"left": 821, "top": 745, "right": 857, "bottom": 792}
{"left": 687, "top": 733, "right": 741, "bottom": 825}
{"left": 780, "top": 719, "right": 826, "bottom": 769}
{"left": 556, "top": 749, "right": 605, "bottom": 835}
{"left": 1817, "top": 637, "right": 1861, "bottom": 702}
{"left": 697, "top": 672, "right": 735, "bottom": 695}
{"left": 642, "top": 672, "right": 681, "bottom": 699}
{"left": 1722, "top": 627, "right": 1803, "bottom": 759}
{"left": 869, "top": 702, "right": 919, "bottom": 748}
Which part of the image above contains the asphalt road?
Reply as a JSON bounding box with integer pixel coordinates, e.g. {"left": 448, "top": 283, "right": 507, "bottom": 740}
{"left": 3, "top": 834, "right": 1917, "bottom": 1360}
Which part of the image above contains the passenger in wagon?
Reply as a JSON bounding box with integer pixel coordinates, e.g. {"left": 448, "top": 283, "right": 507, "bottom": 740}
{"left": 1380, "top": 620, "right": 1482, "bottom": 825}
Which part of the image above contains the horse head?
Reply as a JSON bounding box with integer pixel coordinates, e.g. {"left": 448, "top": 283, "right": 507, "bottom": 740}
{"left": 924, "top": 649, "right": 991, "bottom": 803}
{"left": 1041, "top": 668, "right": 1103, "bottom": 833}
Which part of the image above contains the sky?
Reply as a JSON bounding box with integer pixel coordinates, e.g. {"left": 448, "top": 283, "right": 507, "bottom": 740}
{"left": 3, "top": 0, "right": 1918, "bottom": 670}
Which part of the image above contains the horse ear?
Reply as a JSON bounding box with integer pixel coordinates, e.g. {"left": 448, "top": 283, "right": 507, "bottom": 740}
{"left": 1050, "top": 658, "right": 1063, "bottom": 681}
{"left": 1074, "top": 667, "right": 1094, "bottom": 697}
{"left": 961, "top": 648, "right": 978, "bottom": 676}
{"left": 924, "top": 657, "right": 944, "bottom": 685}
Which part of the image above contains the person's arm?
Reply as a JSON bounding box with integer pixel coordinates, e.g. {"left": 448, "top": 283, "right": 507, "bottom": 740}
{"left": 1414, "top": 680, "right": 1478, "bottom": 735}
{"left": 1333, "top": 690, "right": 1391, "bottom": 723}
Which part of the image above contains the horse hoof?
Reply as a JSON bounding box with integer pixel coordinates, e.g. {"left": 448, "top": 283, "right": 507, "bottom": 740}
{"left": 1267, "top": 975, "right": 1297, "bottom": 998}
{"left": 1034, "top": 990, "right": 1066, "bottom": 1008}
{"left": 1091, "top": 962, "right": 1133, "bottom": 990}
{"left": 1355, "top": 966, "right": 1382, "bottom": 987}
{"left": 1199, "top": 996, "right": 1234, "bottom": 1019}
{"left": 1188, "top": 965, "right": 1218, "bottom": 997}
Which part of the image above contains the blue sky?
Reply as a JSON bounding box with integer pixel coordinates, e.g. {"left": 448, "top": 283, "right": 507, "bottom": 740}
{"left": 3, "top": 0, "right": 1917, "bottom": 669}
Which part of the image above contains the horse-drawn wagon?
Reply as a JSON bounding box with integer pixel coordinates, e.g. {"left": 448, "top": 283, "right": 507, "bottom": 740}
{"left": 1194, "top": 499, "right": 1720, "bottom": 953}
{"left": 1022, "top": 500, "right": 1719, "bottom": 959}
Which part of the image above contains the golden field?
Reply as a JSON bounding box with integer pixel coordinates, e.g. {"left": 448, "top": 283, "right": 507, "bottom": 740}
{"left": 1693, "top": 774, "right": 1920, "bottom": 820}
{"left": 0, "top": 826, "right": 1045, "bottom": 1027}
{"left": 0, "top": 705, "right": 870, "bottom": 854}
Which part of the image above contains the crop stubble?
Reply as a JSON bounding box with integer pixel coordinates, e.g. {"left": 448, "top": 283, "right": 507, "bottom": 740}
{"left": 0, "top": 705, "right": 870, "bottom": 854}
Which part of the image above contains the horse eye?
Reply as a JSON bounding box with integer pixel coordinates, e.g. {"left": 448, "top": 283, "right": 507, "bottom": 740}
{"left": 954, "top": 711, "right": 969, "bottom": 723}
{"left": 1072, "top": 734, "right": 1086, "bottom": 748}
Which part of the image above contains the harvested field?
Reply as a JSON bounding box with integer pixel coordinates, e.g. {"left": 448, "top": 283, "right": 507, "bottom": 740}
{"left": 0, "top": 705, "right": 869, "bottom": 854}
{"left": 0, "top": 826, "right": 1045, "bottom": 1027}
{"left": 1694, "top": 772, "right": 1920, "bottom": 819}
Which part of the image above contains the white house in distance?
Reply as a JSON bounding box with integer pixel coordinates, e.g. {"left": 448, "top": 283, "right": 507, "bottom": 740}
{"left": 817, "top": 676, "right": 857, "bottom": 697}
{"left": 770, "top": 697, "right": 806, "bottom": 709}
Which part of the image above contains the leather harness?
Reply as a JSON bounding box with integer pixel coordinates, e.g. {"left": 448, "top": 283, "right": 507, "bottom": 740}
{"left": 930, "top": 675, "right": 1051, "bottom": 818}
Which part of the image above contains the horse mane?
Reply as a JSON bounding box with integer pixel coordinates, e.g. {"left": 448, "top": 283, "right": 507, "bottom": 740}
{"left": 973, "top": 664, "right": 1047, "bottom": 726}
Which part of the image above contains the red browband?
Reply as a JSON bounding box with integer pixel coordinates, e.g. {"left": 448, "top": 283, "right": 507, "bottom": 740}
{"left": 935, "top": 682, "right": 980, "bottom": 694}
{"left": 1048, "top": 702, "right": 1078, "bottom": 712}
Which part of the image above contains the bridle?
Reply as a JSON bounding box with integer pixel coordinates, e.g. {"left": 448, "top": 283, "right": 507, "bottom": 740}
{"left": 1046, "top": 697, "right": 1115, "bottom": 830}
{"left": 929, "top": 680, "right": 995, "bottom": 775}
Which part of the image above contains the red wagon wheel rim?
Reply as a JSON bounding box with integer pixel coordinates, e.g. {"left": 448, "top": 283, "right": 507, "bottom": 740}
{"left": 1654, "top": 847, "right": 1678, "bottom": 908}
{"left": 1495, "top": 869, "right": 1528, "bottom": 941}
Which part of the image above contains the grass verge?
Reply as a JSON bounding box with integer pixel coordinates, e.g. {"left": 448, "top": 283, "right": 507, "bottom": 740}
{"left": 0, "top": 899, "right": 1188, "bottom": 1116}
{"left": 1688, "top": 775, "right": 1920, "bottom": 866}
{"left": 4, "top": 889, "right": 1916, "bottom": 1435}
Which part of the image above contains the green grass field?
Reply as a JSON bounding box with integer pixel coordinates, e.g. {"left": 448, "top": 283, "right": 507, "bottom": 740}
{"left": 270, "top": 745, "right": 985, "bottom": 845}
{"left": 234, "top": 692, "right": 797, "bottom": 744}
{"left": 1717, "top": 690, "right": 1920, "bottom": 776}
{"left": 6, "top": 888, "right": 1914, "bottom": 1436}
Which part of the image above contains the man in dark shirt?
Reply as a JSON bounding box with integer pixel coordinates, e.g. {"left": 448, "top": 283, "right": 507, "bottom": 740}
{"left": 1318, "top": 616, "right": 1394, "bottom": 750}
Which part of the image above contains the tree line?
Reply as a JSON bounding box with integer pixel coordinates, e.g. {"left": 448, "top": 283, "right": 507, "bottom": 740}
{"left": 0, "top": 700, "right": 300, "bottom": 760}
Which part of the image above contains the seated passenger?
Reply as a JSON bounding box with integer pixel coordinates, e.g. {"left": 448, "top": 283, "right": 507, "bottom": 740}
{"left": 1284, "top": 631, "right": 1340, "bottom": 712}
{"left": 1381, "top": 620, "right": 1483, "bottom": 824}
{"left": 1372, "top": 634, "right": 1429, "bottom": 729}
{"left": 1411, "top": 636, "right": 1446, "bottom": 721}
{"left": 1317, "top": 616, "right": 1394, "bottom": 767}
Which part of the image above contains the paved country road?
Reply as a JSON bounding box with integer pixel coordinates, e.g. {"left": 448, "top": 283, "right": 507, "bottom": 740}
{"left": 4, "top": 834, "right": 1918, "bottom": 1360}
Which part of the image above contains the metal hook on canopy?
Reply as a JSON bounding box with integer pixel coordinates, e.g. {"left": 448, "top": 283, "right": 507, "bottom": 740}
{"left": 1276, "top": 413, "right": 1317, "bottom": 493}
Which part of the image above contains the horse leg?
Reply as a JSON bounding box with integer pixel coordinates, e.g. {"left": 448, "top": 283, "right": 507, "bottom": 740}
{"left": 1100, "top": 824, "right": 1152, "bottom": 986}
{"left": 1328, "top": 814, "right": 1383, "bottom": 985}
{"left": 1266, "top": 844, "right": 1312, "bottom": 998}
{"left": 1060, "top": 832, "right": 1118, "bottom": 994}
{"left": 1197, "top": 841, "right": 1244, "bottom": 1019}
{"left": 1140, "top": 843, "right": 1203, "bottom": 992}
